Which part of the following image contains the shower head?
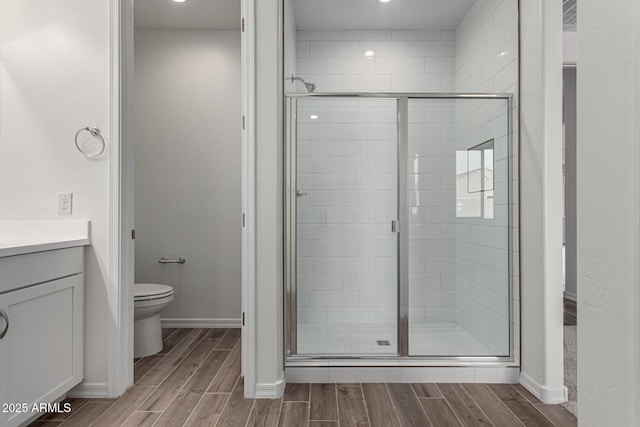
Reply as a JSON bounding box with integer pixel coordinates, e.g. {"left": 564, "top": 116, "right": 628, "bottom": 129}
{"left": 288, "top": 74, "right": 317, "bottom": 93}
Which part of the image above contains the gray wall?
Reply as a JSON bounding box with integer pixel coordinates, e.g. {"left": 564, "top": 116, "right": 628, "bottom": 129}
{"left": 134, "top": 30, "right": 241, "bottom": 324}
{"left": 563, "top": 67, "right": 577, "bottom": 299}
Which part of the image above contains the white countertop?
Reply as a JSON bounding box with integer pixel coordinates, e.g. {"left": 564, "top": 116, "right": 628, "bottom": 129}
{"left": 0, "top": 220, "right": 91, "bottom": 257}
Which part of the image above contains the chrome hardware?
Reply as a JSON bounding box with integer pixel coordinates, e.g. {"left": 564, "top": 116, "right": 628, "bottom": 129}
{"left": 296, "top": 190, "right": 308, "bottom": 197}
{"left": 0, "top": 309, "right": 8, "bottom": 340}
{"left": 391, "top": 220, "right": 400, "bottom": 233}
{"left": 158, "top": 257, "right": 186, "bottom": 264}
{"left": 75, "top": 126, "right": 106, "bottom": 158}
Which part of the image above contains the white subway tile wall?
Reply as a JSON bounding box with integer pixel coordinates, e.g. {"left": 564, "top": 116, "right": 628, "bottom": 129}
{"left": 296, "top": 98, "right": 399, "bottom": 350}
{"left": 290, "top": 0, "right": 519, "bottom": 358}
{"left": 454, "top": 0, "right": 519, "bottom": 357}
{"left": 295, "top": 30, "right": 455, "bottom": 93}
{"left": 407, "top": 99, "right": 459, "bottom": 339}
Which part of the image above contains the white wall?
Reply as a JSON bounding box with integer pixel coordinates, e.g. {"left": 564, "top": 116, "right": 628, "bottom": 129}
{"left": 519, "top": 0, "right": 565, "bottom": 403}
{"left": 255, "top": 0, "right": 285, "bottom": 394}
{"left": 284, "top": 0, "right": 296, "bottom": 92}
{"left": 295, "top": 30, "right": 455, "bottom": 92}
{"left": 577, "top": 0, "right": 640, "bottom": 423}
{"left": 407, "top": 99, "right": 458, "bottom": 327}
{"left": 0, "top": 0, "right": 111, "bottom": 386}
{"left": 454, "top": 0, "right": 518, "bottom": 357}
{"left": 134, "top": 30, "right": 241, "bottom": 325}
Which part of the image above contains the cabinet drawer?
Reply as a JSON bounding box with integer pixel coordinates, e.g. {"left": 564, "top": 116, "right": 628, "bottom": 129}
{"left": 0, "top": 247, "right": 83, "bottom": 295}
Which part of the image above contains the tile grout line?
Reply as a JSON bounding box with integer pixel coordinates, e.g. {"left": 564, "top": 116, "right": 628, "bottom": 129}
{"left": 509, "top": 384, "right": 560, "bottom": 426}
{"left": 118, "top": 408, "right": 141, "bottom": 427}
{"left": 275, "top": 393, "right": 284, "bottom": 427}
{"left": 409, "top": 384, "right": 435, "bottom": 427}
{"left": 382, "top": 383, "right": 403, "bottom": 427}
{"left": 433, "top": 383, "right": 476, "bottom": 427}
{"left": 213, "top": 376, "right": 241, "bottom": 427}
{"left": 454, "top": 383, "right": 497, "bottom": 427}
{"left": 357, "top": 383, "right": 373, "bottom": 427}
{"left": 179, "top": 389, "right": 209, "bottom": 427}
{"left": 307, "top": 393, "right": 312, "bottom": 427}
{"left": 178, "top": 346, "right": 237, "bottom": 426}
{"left": 62, "top": 400, "right": 114, "bottom": 427}
{"left": 242, "top": 398, "right": 257, "bottom": 427}
{"left": 485, "top": 384, "right": 549, "bottom": 427}
{"left": 463, "top": 384, "right": 525, "bottom": 427}
{"left": 144, "top": 331, "right": 222, "bottom": 416}
{"left": 204, "top": 339, "right": 240, "bottom": 393}
{"left": 334, "top": 382, "right": 340, "bottom": 427}
{"left": 134, "top": 354, "right": 165, "bottom": 385}
{"left": 134, "top": 330, "right": 212, "bottom": 412}
{"left": 134, "top": 328, "right": 198, "bottom": 385}
{"left": 46, "top": 398, "right": 91, "bottom": 422}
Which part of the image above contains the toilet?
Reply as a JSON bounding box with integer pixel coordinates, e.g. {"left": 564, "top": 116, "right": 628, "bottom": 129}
{"left": 134, "top": 283, "right": 174, "bottom": 358}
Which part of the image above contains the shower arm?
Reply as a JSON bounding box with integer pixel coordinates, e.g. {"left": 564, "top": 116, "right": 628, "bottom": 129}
{"left": 287, "top": 75, "right": 304, "bottom": 84}
{"left": 286, "top": 74, "right": 316, "bottom": 92}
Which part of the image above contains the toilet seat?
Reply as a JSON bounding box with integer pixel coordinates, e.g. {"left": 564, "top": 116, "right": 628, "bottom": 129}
{"left": 134, "top": 283, "right": 174, "bottom": 302}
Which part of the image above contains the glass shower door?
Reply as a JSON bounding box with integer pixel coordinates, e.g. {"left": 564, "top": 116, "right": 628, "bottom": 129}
{"left": 290, "top": 97, "right": 399, "bottom": 355}
{"left": 406, "top": 97, "right": 511, "bottom": 357}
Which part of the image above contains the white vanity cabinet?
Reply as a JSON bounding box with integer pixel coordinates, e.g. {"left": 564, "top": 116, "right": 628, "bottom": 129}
{"left": 0, "top": 247, "right": 84, "bottom": 427}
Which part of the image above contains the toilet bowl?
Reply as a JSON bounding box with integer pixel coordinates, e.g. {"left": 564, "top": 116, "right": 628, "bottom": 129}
{"left": 134, "top": 283, "right": 174, "bottom": 358}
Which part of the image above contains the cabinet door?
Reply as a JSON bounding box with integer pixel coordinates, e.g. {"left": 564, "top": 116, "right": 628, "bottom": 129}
{"left": 0, "top": 274, "right": 83, "bottom": 427}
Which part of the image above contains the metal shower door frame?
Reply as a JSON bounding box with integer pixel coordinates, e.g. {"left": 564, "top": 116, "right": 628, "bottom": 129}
{"left": 285, "top": 92, "right": 514, "bottom": 363}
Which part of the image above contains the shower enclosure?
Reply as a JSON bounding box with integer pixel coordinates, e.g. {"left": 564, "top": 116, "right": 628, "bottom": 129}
{"left": 285, "top": 93, "right": 514, "bottom": 361}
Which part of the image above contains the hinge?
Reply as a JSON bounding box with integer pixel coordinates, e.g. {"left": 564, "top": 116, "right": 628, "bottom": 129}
{"left": 391, "top": 220, "right": 399, "bottom": 233}
{"left": 131, "top": 229, "right": 136, "bottom": 240}
{"left": 241, "top": 18, "right": 244, "bottom": 32}
{"left": 242, "top": 312, "right": 245, "bottom": 326}
{"left": 242, "top": 213, "right": 246, "bottom": 228}
{"left": 242, "top": 115, "right": 245, "bottom": 130}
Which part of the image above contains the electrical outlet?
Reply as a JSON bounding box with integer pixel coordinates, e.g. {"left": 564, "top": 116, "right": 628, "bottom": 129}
{"left": 58, "top": 193, "right": 73, "bottom": 215}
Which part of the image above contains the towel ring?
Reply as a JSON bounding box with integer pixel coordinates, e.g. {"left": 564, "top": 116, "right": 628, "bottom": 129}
{"left": 75, "top": 127, "right": 105, "bottom": 158}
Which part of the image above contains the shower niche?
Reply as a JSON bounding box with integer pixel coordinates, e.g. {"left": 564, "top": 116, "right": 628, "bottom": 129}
{"left": 284, "top": 0, "right": 519, "bottom": 364}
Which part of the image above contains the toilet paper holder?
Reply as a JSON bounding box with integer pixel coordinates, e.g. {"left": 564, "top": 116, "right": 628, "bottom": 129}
{"left": 158, "top": 257, "right": 186, "bottom": 264}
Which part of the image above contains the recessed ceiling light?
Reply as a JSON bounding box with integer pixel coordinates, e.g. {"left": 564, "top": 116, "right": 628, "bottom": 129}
{"left": 378, "top": 0, "right": 392, "bottom": 3}
{"left": 364, "top": 50, "right": 376, "bottom": 58}
{"left": 173, "top": 0, "right": 187, "bottom": 3}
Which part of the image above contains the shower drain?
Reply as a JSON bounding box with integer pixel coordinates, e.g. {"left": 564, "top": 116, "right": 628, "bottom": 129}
{"left": 376, "top": 340, "right": 391, "bottom": 346}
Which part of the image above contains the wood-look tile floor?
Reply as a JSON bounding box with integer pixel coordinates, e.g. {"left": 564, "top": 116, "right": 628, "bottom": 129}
{"left": 30, "top": 328, "right": 576, "bottom": 427}
{"left": 564, "top": 297, "right": 577, "bottom": 326}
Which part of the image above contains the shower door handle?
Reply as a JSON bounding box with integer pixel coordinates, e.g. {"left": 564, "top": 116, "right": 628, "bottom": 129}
{"left": 391, "top": 220, "right": 400, "bottom": 233}
{"left": 296, "top": 190, "right": 308, "bottom": 197}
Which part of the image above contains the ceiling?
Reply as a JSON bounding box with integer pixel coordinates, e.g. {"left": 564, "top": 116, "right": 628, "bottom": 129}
{"left": 293, "top": 0, "right": 477, "bottom": 31}
{"left": 134, "top": 0, "right": 240, "bottom": 31}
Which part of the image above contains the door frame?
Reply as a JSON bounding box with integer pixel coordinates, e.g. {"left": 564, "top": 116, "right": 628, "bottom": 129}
{"left": 108, "top": 0, "right": 257, "bottom": 398}
{"left": 283, "top": 92, "right": 515, "bottom": 362}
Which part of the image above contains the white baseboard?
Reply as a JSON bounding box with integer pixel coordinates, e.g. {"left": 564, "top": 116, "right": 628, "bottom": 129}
{"left": 563, "top": 291, "right": 577, "bottom": 302}
{"left": 160, "top": 318, "right": 241, "bottom": 328}
{"left": 519, "top": 372, "right": 568, "bottom": 404}
{"left": 67, "top": 382, "right": 108, "bottom": 399}
{"left": 254, "top": 374, "right": 286, "bottom": 399}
